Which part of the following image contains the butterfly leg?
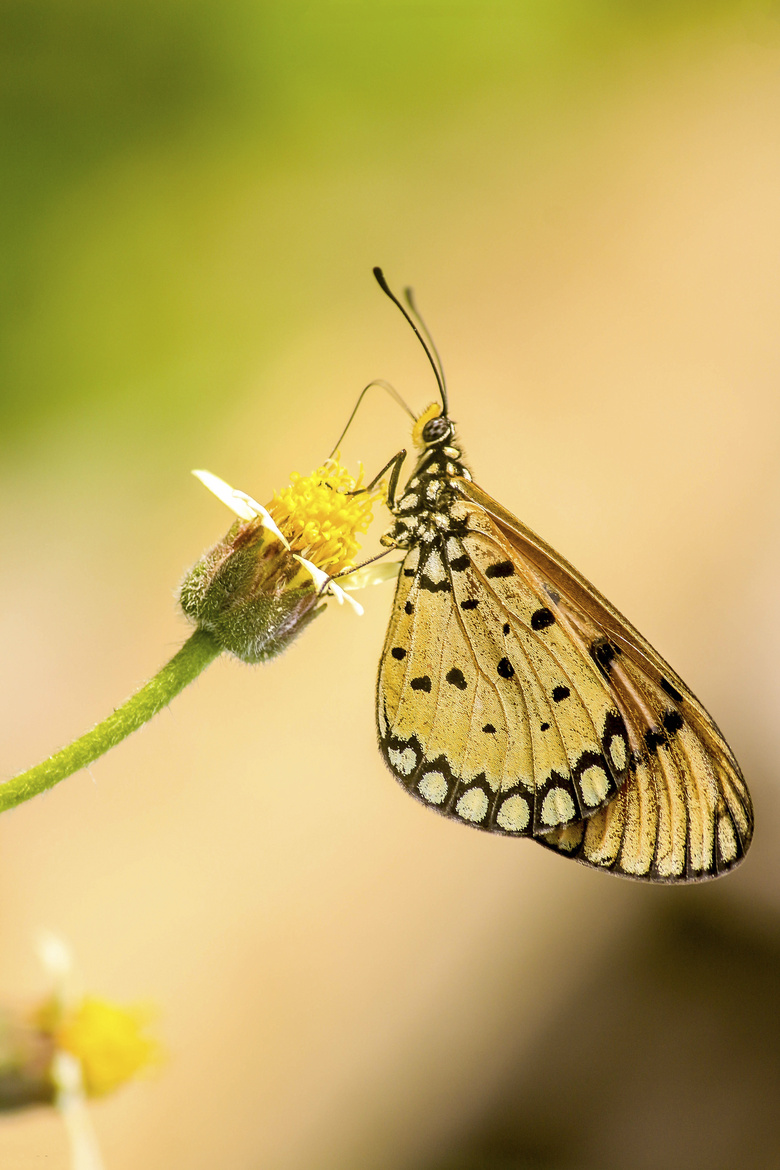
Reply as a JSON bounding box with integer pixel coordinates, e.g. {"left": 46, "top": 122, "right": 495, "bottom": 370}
{"left": 346, "top": 449, "right": 408, "bottom": 508}
{"left": 331, "top": 545, "right": 403, "bottom": 582}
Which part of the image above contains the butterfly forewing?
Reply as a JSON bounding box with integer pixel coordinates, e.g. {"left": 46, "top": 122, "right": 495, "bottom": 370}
{"left": 377, "top": 454, "right": 632, "bottom": 838}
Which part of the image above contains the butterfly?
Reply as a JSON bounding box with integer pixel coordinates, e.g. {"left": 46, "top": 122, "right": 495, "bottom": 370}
{"left": 371, "top": 268, "right": 753, "bottom": 882}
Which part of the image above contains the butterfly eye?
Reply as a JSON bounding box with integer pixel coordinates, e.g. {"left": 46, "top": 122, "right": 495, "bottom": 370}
{"left": 421, "top": 416, "right": 453, "bottom": 445}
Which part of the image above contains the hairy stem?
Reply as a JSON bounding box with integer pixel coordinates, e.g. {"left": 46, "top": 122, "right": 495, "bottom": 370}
{"left": 1, "top": 629, "right": 222, "bottom": 814}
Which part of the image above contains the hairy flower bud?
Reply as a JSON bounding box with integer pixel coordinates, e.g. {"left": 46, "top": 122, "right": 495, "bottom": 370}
{"left": 179, "top": 459, "right": 382, "bottom": 664}
{"left": 179, "top": 518, "right": 324, "bottom": 663}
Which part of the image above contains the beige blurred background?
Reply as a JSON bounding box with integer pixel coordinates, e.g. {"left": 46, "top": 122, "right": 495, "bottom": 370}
{"left": 1, "top": 3, "right": 779, "bottom": 1168}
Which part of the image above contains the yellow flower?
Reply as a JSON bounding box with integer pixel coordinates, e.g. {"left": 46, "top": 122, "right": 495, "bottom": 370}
{"left": 53, "top": 997, "right": 158, "bottom": 1098}
{"left": 179, "top": 456, "right": 385, "bottom": 664}
{"left": 268, "top": 459, "right": 378, "bottom": 582}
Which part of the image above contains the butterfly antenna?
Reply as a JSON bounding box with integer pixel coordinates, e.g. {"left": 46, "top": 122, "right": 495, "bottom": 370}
{"left": 373, "top": 266, "right": 449, "bottom": 416}
{"left": 328, "top": 379, "right": 415, "bottom": 459}
{"left": 403, "top": 284, "right": 448, "bottom": 408}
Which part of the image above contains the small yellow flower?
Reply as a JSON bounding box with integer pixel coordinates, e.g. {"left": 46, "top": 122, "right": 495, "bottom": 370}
{"left": 180, "top": 456, "right": 385, "bottom": 664}
{"left": 53, "top": 997, "right": 158, "bottom": 1098}
{"left": 0, "top": 936, "right": 163, "bottom": 1170}
{"left": 268, "top": 459, "right": 378, "bottom": 582}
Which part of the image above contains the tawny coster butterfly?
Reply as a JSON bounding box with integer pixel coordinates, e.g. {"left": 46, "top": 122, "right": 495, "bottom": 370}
{"left": 370, "top": 267, "right": 752, "bottom": 881}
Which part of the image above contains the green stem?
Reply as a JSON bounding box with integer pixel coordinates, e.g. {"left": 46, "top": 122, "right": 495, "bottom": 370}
{"left": 1, "top": 629, "right": 222, "bottom": 814}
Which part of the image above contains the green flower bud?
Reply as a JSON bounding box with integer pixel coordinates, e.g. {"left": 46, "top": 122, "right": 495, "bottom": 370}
{"left": 179, "top": 518, "right": 324, "bottom": 664}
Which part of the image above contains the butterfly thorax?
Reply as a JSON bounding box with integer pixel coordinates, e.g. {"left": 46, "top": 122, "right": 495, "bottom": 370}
{"left": 382, "top": 436, "right": 473, "bottom": 551}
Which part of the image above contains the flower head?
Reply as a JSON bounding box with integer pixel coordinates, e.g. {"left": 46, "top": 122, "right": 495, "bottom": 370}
{"left": 268, "top": 459, "right": 377, "bottom": 581}
{"left": 51, "top": 997, "right": 158, "bottom": 1098}
{"left": 179, "top": 456, "right": 384, "bottom": 664}
{"left": 0, "top": 935, "right": 160, "bottom": 1124}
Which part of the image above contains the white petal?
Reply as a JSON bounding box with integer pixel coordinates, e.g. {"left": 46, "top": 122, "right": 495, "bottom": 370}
{"left": 192, "top": 469, "right": 255, "bottom": 519}
{"left": 294, "top": 556, "right": 364, "bottom": 615}
{"left": 337, "top": 590, "right": 365, "bottom": 615}
{"left": 192, "top": 470, "right": 289, "bottom": 547}
{"left": 52, "top": 1051, "right": 106, "bottom": 1170}
{"left": 36, "top": 930, "right": 73, "bottom": 980}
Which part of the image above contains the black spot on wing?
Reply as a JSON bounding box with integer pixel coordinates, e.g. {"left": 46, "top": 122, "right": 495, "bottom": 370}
{"left": 540, "top": 721, "right": 550, "bottom": 731}
{"left": 445, "top": 667, "right": 468, "bottom": 690}
{"left": 419, "top": 575, "right": 451, "bottom": 593}
{"left": 502, "top": 622, "right": 510, "bottom": 635}
{"left": 404, "top": 601, "right": 414, "bottom": 615}
{"left": 497, "top": 657, "right": 514, "bottom": 679}
{"left": 531, "top": 607, "right": 555, "bottom": 631}
{"left": 552, "top": 685, "right": 570, "bottom": 703}
{"left": 645, "top": 728, "right": 666, "bottom": 754}
{"left": 590, "top": 638, "right": 617, "bottom": 676}
{"left": 449, "top": 555, "right": 470, "bottom": 571}
{"left": 636, "top": 711, "right": 684, "bottom": 765}
{"left": 403, "top": 568, "right": 415, "bottom": 578}
{"left": 460, "top": 598, "right": 479, "bottom": 610}
{"left": 391, "top": 647, "right": 407, "bottom": 660}
{"left": 661, "top": 677, "right": 684, "bottom": 703}
{"left": 485, "top": 560, "right": 515, "bottom": 578}
{"left": 482, "top": 723, "right": 496, "bottom": 734}
{"left": 662, "top": 709, "right": 684, "bottom": 734}
{"left": 411, "top": 675, "right": 432, "bottom": 693}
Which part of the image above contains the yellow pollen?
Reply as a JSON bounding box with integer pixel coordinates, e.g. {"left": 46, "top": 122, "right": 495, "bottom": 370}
{"left": 267, "top": 457, "right": 382, "bottom": 577}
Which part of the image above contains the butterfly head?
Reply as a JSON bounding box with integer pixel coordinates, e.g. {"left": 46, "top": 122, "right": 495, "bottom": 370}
{"left": 412, "top": 402, "right": 455, "bottom": 451}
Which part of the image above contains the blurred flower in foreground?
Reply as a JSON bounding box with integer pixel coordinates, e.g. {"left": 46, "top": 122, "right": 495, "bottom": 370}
{"left": 41, "top": 996, "right": 159, "bottom": 1099}
{"left": 0, "top": 935, "right": 160, "bottom": 1170}
{"left": 179, "top": 457, "right": 386, "bottom": 663}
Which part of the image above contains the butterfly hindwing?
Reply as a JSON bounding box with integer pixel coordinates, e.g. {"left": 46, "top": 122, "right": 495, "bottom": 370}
{"left": 457, "top": 477, "right": 753, "bottom": 880}
{"left": 539, "top": 648, "right": 751, "bottom": 879}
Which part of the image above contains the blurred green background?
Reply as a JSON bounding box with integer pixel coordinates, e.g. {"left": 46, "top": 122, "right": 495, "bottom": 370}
{"left": 2, "top": 0, "right": 773, "bottom": 453}
{"left": 2, "top": 3, "right": 780, "bottom": 1168}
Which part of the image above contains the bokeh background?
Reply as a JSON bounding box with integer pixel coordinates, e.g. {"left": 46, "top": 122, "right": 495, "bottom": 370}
{"left": 2, "top": 2, "right": 780, "bottom": 1167}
